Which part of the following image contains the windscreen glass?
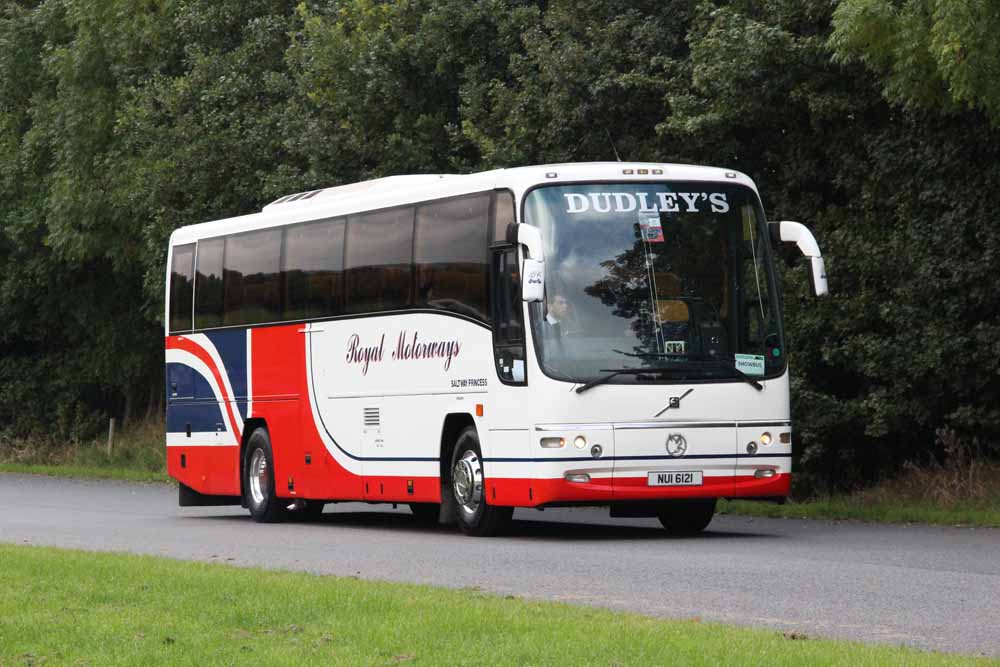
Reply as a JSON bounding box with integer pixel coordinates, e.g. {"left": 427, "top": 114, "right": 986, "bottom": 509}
{"left": 524, "top": 182, "right": 784, "bottom": 384}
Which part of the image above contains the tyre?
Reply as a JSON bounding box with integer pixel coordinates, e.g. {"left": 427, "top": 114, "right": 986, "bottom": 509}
{"left": 243, "top": 428, "right": 288, "bottom": 523}
{"left": 409, "top": 503, "right": 440, "bottom": 523}
{"left": 449, "top": 426, "right": 512, "bottom": 536}
{"left": 657, "top": 498, "right": 716, "bottom": 534}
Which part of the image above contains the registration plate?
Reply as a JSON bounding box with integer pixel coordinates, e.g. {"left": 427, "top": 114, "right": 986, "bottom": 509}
{"left": 647, "top": 471, "right": 703, "bottom": 487}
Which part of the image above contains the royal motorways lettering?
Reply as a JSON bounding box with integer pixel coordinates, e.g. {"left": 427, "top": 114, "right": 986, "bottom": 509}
{"left": 346, "top": 331, "right": 461, "bottom": 375}
{"left": 346, "top": 333, "right": 385, "bottom": 375}
{"left": 563, "top": 191, "right": 730, "bottom": 215}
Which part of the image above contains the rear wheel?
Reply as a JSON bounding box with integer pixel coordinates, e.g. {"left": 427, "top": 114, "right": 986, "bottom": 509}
{"left": 657, "top": 498, "right": 716, "bottom": 534}
{"left": 450, "top": 427, "right": 512, "bottom": 536}
{"left": 243, "top": 428, "right": 287, "bottom": 523}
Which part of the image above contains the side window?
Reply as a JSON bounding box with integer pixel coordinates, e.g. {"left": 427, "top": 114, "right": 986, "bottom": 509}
{"left": 491, "top": 245, "right": 526, "bottom": 384}
{"left": 282, "top": 218, "right": 345, "bottom": 320}
{"left": 223, "top": 229, "right": 282, "bottom": 326}
{"left": 194, "top": 238, "right": 224, "bottom": 329}
{"left": 493, "top": 189, "right": 515, "bottom": 243}
{"left": 414, "top": 194, "right": 490, "bottom": 321}
{"left": 169, "top": 243, "right": 195, "bottom": 333}
{"left": 344, "top": 206, "right": 414, "bottom": 314}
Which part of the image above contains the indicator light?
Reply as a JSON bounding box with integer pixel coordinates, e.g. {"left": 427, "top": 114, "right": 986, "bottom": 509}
{"left": 540, "top": 437, "right": 565, "bottom": 449}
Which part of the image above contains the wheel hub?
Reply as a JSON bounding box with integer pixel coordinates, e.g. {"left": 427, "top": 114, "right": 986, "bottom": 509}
{"left": 249, "top": 448, "right": 268, "bottom": 506}
{"left": 452, "top": 450, "right": 483, "bottom": 516}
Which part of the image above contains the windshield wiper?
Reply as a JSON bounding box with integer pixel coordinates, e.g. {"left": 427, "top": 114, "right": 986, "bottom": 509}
{"left": 609, "top": 352, "right": 765, "bottom": 391}
{"left": 612, "top": 348, "right": 687, "bottom": 360}
{"left": 688, "top": 357, "right": 764, "bottom": 391}
{"left": 575, "top": 367, "right": 688, "bottom": 394}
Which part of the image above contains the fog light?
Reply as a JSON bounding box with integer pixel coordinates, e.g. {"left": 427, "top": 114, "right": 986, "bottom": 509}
{"left": 760, "top": 432, "right": 772, "bottom": 446}
{"left": 565, "top": 473, "right": 591, "bottom": 483}
{"left": 746, "top": 441, "right": 758, "bottom": 455}
{"left": 573, "top": 435, "right": 587, "bottom": 449}
{"left": 754, "top": 469, "right": 776, "bottom": 479}
{"left": 540, "top": 437, "right": 565, "bottom": 449}
{"left": 591, "top": 444, "right": 603, "bottom": 459}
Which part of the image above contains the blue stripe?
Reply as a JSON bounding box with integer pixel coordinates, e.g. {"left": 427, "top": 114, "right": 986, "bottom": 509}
{"left": 483, "top": 453, "right": 792, "bottom": 463}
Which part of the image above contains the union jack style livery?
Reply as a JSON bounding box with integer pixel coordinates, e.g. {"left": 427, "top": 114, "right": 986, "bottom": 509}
{"left": 166, "top": 163, "right": 827, "bottom": 535}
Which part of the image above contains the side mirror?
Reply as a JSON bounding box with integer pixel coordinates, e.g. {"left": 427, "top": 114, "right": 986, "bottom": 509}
{"left": 508, "top": 223, "right": 545, "bottom": 302}
{"left": 769, "top": 220, "right": 828, "bottom": 297}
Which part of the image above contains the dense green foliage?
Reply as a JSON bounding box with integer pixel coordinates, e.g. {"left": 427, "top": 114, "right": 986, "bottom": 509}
{"left": 1, "top": 0, "right": 997, "bottom": 490}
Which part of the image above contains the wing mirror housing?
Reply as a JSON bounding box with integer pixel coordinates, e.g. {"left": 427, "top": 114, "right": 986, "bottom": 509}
{"left": 507, "top": 223, "right": 545, "bottom": 302}
{"left": 769, "top": 220, "right": 828, "bottom": 296}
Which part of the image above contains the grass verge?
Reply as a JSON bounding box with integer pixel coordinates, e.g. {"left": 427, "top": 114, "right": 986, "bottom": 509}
{"left": 719, "top": 498, "right": 1000, "bottom": 528}
{"left": 721, "top": 462, "right": 1000, "bottom": 528}
{"left": 1, "top": 544, "right": 995, "bottom": 666}
{"left": 0, "top": 415, "right": 167, "bottom": 483}
{"left": 0, "top": 462, "right": 170, "bottom": 483}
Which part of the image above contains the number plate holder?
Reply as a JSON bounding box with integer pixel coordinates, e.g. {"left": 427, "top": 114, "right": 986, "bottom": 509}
{"left": 647, "top": 470, "right": 703, "bottom": 487}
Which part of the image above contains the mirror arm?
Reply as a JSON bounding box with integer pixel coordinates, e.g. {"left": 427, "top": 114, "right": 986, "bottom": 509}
{"left": 769, "top": 220, "right": 829, "bottom": 297}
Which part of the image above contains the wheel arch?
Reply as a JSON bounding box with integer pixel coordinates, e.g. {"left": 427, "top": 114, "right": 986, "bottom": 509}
{"left": 439, "top": 413, "right": 476, "bottom": 482}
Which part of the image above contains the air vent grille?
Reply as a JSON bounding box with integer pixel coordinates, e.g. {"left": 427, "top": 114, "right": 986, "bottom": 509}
{"left": 363, "top": 407, "right": 380, "bottom": 428}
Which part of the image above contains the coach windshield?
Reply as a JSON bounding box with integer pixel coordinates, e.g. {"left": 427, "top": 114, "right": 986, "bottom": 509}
{"left": 524, "top": 182, "right": 784, "bottom": 386}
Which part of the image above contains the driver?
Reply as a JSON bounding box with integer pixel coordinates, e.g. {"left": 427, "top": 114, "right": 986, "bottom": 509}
{"left": 545, "top": 291, "right": 581, "bottom": 336}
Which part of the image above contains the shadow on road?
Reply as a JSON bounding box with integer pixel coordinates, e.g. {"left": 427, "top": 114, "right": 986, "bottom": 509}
{"left": 186, "top": 508, "right": 777, "bottom": 541}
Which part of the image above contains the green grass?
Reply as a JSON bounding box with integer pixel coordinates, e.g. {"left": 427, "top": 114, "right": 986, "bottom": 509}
{"left": 0, "top": 545, "right": 994, "bottom": 667}
{"left": 720, "top": 462, "right": 1000, "bottom": 528}
{"left": 720, "top": 497, "right": 1000, "bottom": 527}
{"left": 0, "top": 462, "right": 170, "bottom": 483}
{"left": 0, "top": 416, "right": 167, "bottom": 482}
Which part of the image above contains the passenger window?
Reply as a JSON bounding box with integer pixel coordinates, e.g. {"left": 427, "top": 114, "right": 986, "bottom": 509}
{"left": 194, "top": 238, "right": 224, "bottom": 329}
{"left": 223, "top": 229, "right": 282, "bottom": 326}
{"left": 169, "top": 243, "right": 195, "bottom": 333}
{"left": 344, "top": 207, "right": 414, "bottom": 313}
{"left": 283, "top": 218, "right": 345, "bottom": 320}
{"left": 414, "top": 194, "right": 490, "bottom": 321}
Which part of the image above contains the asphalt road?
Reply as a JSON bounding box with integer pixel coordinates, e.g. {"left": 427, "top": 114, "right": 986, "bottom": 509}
{"left": 2, "top": 473, "right": 998, "bottom": 657}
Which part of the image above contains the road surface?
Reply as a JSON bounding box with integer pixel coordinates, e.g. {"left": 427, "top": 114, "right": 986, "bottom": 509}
{"left": 1, "top": 473, "right": 997, "bottom": 656}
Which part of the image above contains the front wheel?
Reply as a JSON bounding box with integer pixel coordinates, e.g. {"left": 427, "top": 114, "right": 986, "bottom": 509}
{"left": 657, "top": 498, "right": 716, "bottom": 535}
{"left": 450, "top": 427, "right": 512, "bottom": 537}
{"left": 243, "top": 428, "right": 287, "bottom": 523}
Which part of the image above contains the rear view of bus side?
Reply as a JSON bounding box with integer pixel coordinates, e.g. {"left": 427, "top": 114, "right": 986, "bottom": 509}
{"left": 165, "top": 163, "right": 827, "bottom": 536}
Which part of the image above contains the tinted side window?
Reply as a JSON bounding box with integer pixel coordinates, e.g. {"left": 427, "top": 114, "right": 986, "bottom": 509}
{"left": 493, "top": 190, "right": 515, "bottom": 243}
{"left": 414, "top": 194, "right": 490, "bottom": 321}
{"left": 223, "top": 229, "right": 282, "bottom": 326}
{"left": 283, "top": 218, "right": 345, "bottom": 320}
{"left": 344, "top": 207, "right": 414, "bottom": 313}
{"left": 169, "top": 243, "right": 195, "bottom": 333}
{"left": 194, "top": 238, "right": 224, "bottom": 329}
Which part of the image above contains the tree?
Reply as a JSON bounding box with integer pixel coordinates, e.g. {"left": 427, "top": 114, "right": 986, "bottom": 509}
{"left": 830, "top": 0, "right": 1000, "bottom": 123}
